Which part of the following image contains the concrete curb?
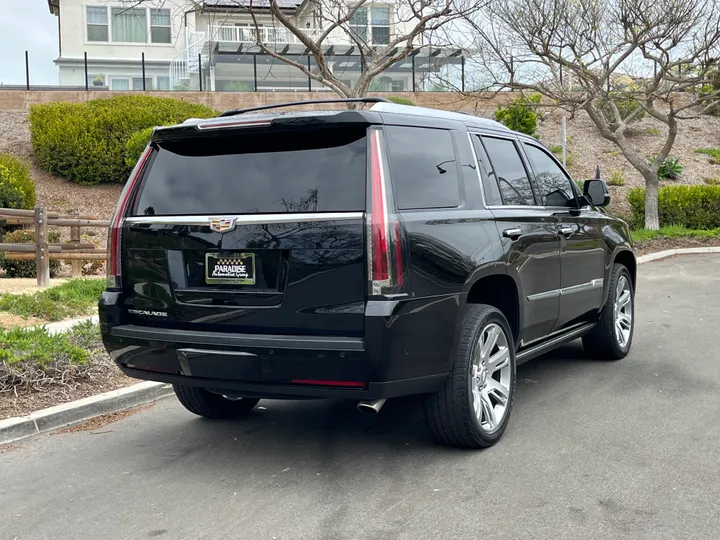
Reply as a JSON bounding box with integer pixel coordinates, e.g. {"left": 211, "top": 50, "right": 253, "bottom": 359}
{"left": 637, "top": 246, "right": 720, "bottom": 265}
{"left": 0, "top": 381, "right": 173, "bottom": 446}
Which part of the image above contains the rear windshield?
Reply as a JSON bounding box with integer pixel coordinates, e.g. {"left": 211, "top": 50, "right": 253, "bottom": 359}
{"left": 131, "top": 127, "right": 367, "bottom": 216}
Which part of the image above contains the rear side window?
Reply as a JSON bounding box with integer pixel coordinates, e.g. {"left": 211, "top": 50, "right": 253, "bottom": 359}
{"left": 481, "top": 137, "right": 536, "bottom": 206}
{"left": 384, "top": 126, "right": 460, "bottom": 210}
{"left": 131, "top": 127, "right": 367, "bottom": 216}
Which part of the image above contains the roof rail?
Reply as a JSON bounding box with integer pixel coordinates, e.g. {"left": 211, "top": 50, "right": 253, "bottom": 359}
{"left": 217, "top": 97, "right": 393, "bottom": 118}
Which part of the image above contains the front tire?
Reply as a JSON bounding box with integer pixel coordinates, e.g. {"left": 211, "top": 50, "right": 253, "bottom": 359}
{"left": 583, "top": 263, "right": 635, "bottom": 360}
{"left": 173, "top": 385, "right": 260, "bottom": 419}
{"left": 423, "top": 304, "right": 517, "bottom": 449}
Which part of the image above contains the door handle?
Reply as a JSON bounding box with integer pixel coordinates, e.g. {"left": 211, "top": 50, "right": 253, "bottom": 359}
{"left": 502, "top": 228, "right": 523, "bottom": 240}
{"left": 558, "top": 225, "right": 573, "bottom": 237}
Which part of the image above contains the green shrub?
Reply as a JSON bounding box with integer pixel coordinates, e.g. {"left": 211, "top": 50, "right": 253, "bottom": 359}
{"left": 29, "top": 95, "right": 218, "bottom": 185}
{"left": 387, "top": 96, "right": 415, "bottom": 106}
{"left": 125, "top": 126, "right": 155, "bottom": 169}
{"left": 628, "top": 185, "right": 720, "bottom": 229}
{"left": 0, "top": 154, "right": 35, "bottom": 210}
{"left": 548, "top": 144, "right": 563, "bottom": 155}
{"left": 494, "top": 94, "right": 541, "bottom": 136}
{"left": 695, "top": 148, "right": 720, "bottom": 164}
{"left": 608, "top": 169, "right": 626, "bottom": 186}
{"left": 657, "top": 156, "right": 683, "bottom": 180}
{"left": 596, "top": 93, "right": 646, "bottom": 126}
{"left": 0, "top": 229, "right": 61, "bottom": 278}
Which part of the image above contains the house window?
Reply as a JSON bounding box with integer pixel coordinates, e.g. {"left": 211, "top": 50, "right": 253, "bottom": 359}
{"left": 157, "top": 76, "right": 171, "bottom": 91}
{"left": 150, "top": 9, "right": 172, "bottom": 44}
{"left": 86, "top": 6, "right": 109, "bottom": 42}
{"left": 348, "top": 8, "right": 368, "bottom": 42}
{"left": 111, "top": 7, "right": 147, "bottom": 43}
{"left": 110, "top": 78, "right": 130, "bottom": 91}
{"left": 348, "top": 6, "right": 390, "bottom": 45}
{"left": 371, "top": 7, "right": 390, "bottom": 45}
{"left": 133, "top": 77, "right": 153, "bottom": 91}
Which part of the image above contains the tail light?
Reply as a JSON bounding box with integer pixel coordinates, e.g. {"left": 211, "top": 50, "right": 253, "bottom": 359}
{"left": 368, "top": 128, "right": 406, "bottom": 295}
{"left": 106, "top": 145, "right": 153, "bottom": 289}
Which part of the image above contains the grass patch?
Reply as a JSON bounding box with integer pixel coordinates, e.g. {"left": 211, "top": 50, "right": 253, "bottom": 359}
{"left": 631, "top": 225, "right": 720, "bottom": 243}
{"left": 0, "top": 321, "right": 111, "bottom": 393}
{"left": 608, "top": 169, "right": 626, "bottom": 186}
{"left": 645, "top": 128, "right": 660, "bottom": 136}
{"left": 0, "top": 279, "right": 105, "bottom": 322}
{"left": 704, "top": 176, "right": 720, "bottom": 185}
{"left": 548, "top": 144, "right": 563, "bottom": 154}
{"left": 695, "top": 148, "right": 720, "bottom": 165}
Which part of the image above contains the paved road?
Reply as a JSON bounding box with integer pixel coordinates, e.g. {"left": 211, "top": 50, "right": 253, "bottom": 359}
{"left": 2, "top": 255, "right": 719, "bottom": 540}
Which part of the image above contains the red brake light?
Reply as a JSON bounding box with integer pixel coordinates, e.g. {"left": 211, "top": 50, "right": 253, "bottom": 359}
{"left": 107, "top": 145, "right": 153, "bottom": 289}
{"left": 368, "top": 129, "right": 405, "bottom": 295}
{"left": 370, "top": 130, "right": 389, "bottom": 283}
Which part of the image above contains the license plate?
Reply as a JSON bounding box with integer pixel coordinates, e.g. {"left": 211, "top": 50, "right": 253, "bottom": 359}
{"left": 205, "top": 253, "right": 256, "bottom": 285}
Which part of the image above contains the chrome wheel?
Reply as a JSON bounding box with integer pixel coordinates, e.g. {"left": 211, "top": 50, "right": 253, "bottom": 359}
{"left": 471, "top": 323, "right": 512, "bottom": 433}
{"left": 614, "top": 275, "right": 633, "bottom": 348}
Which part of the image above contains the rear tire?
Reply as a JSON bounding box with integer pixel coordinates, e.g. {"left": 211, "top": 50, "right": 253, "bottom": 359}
{"left": 423, "top": 304, "right": 516, "bottom": 449}
{"left": 583, "top": 263, "right": 635, "bottom": 360}
{"left": 173, "top": 385, "right": 260, "bottom": 419}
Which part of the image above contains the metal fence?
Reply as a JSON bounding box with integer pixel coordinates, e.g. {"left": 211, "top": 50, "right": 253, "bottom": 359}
{"left": 2, "top": 49, "right": 469, "bottom": 94}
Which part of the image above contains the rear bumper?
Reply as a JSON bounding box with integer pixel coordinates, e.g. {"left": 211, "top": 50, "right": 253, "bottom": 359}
{"left": 100, "top": 289, "right": 457, "bottom": 399}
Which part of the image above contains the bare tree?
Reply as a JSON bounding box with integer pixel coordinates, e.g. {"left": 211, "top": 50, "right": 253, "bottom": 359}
{"left": 460, "top": 0, "right": 720, "bottom": 229}
{"left": 130, "top": 0, "right": 480, "bottom": 97}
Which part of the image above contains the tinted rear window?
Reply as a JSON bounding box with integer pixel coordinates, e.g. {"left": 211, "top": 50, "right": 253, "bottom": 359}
{"left": 132, "top": 127, "right": 367, "bottom": 216}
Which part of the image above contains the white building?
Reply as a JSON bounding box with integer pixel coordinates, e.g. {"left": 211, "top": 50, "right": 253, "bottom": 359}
{"left": 46, "top": 0, "right": 463, "bottom": 92}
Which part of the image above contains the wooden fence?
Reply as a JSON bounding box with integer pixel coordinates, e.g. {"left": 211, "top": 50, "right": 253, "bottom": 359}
{"left": 0, "top": 207, "right": 109, "bottom": 287}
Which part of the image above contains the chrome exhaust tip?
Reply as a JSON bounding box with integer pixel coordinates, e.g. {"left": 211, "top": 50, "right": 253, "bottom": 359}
{"left": 357, "top": 398, "right": 387, "bottom": 414}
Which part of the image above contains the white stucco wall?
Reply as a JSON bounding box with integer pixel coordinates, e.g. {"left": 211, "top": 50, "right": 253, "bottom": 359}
{"left": 58, "top": 0, "right": 187, "bottom": 62}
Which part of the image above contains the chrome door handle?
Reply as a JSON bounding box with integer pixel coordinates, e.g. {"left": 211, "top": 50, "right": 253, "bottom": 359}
{"left": 502, "top": 228, "right": 522, "bottom": 240}
{"left": 558, "top": 225, "right": 573, "bottom": 237}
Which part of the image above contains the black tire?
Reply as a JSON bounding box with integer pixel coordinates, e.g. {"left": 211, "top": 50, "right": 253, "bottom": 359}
{"left": 173, "top": 385, "right": 260, "bottom": 419}
{"left": 583, "top": 263, "right": 635, "bottom": 360}
{"left": 422, "top": 304, "right": 517, "bottom": 449}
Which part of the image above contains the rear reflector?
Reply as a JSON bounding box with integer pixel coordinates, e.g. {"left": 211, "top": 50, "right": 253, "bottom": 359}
{"left": 291, "top": 379, "right": 365, "bottom": 388}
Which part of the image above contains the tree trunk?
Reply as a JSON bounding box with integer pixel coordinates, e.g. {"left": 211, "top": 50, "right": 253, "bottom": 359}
{"left": 643, "top": 171, "right": 660, "bottom": 230}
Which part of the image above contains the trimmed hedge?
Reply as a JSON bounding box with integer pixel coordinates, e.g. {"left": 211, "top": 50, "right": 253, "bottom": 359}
{"left": 495, "top": 94, "right": 541, "bottom": 136}
{"left": 125, "top": 126, "right": 155, "bottom": 168}
{"left": 0, "top": 154, "right": 35, "bottom": 210}
{"left": 29, "top": 95, "right": 218, "bottom": 185}
{"left": 0, "top": 229, "right": 61, "bottom": 278}
{"left": 628, "top": 185, "right": 720, "bottom": 229}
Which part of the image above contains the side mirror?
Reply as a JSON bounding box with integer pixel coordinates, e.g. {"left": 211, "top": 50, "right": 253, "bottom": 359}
{"left": 583, "top": 179, "right": 611, "bottom": 207}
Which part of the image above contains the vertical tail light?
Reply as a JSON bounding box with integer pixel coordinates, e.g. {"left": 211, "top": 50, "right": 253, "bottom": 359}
{"left": 368, "top": 129, "right": 406, "bottom": 295}
{"left": 106, "top": 145, "right": 153, "bottom": 289}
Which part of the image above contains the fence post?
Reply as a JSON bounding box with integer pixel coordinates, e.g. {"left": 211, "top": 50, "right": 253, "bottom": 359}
{"left": 198, "top": 53, "right": 203, "bottom": 91}
{"left": 253, "top": 54, "right": 258, "bottom": 91}
{"left": 71, "top": 226, "right": 82, "bottom": 278}
{"left": 461, "top": 56, "right": 465, "bottom": 93}
{"left": 35, "top": 206, "right": 49, "bottom": 287}
{"left": 25, "top": 51, "right": 30, "bottom": 90}
{"left": 411, "top": 55, "right": 416, "bottom": 93}
{"left": 84, "top": 52, "right": 89, "bottom": 91}
{"left": 307, "top": 55, "right": 312, "bottom": 92}
{"left": 142, "top": 52, "right": 147, "bottom": 91}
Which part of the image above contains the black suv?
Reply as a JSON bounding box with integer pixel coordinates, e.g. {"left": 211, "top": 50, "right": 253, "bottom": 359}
{"left": 99, "top": 97, "right": 636, "bottom": 449}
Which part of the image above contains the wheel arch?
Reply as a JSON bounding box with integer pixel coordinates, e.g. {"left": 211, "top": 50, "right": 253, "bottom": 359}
{"left": 602, "top": 248, "right": 637, "bottom": 306}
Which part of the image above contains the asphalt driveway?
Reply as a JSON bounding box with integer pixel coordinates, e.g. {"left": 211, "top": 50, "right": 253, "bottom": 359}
{"left": 1, "top": 254, "right": 719, "bottom": 540}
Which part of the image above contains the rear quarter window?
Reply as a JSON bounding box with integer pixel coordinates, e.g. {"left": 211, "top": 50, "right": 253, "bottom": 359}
{"left": 131, "top": 127, "right": 367, "bottom": 216}
{"left": 384, "top": 126, "right": 461, "bottom": 210}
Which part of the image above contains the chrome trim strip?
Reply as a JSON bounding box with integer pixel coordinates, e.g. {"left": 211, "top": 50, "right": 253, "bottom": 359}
{"left": 125, "top": 212, "right": 365, "bottom": 226}
{"left": 177, "top": 348, "right": 258, "bottom": 358}
{"left": 527, "top": 278, "right": 603, "bottom": 302}
{"left": 527, "top": 289, "right": 560, "bottom": 301}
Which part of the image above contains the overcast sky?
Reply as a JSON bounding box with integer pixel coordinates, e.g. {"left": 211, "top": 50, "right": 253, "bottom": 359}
{"left": 0, "top": 0, "right": 59, "bottom": 85}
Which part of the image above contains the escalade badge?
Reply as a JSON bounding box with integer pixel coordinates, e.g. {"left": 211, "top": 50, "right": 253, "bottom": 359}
{"left": 209, "top": 217, "right": 237, "bottom": 233}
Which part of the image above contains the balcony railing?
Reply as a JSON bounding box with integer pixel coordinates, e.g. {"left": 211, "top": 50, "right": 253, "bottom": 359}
{"left": 210, "top": 25, "right": 323, "bottom": 44}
